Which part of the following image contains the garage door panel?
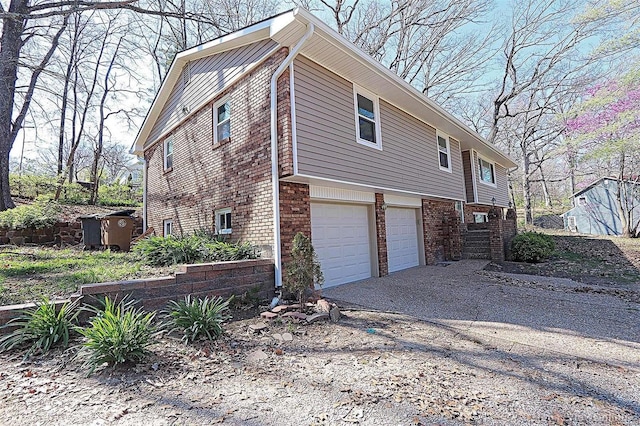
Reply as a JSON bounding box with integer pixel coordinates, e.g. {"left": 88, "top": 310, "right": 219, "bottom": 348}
{"left": 386, "top": 207, "right": 420, "bottom": 273}
{"left": 311, "top": 203, "right": 372, "bottom": 287}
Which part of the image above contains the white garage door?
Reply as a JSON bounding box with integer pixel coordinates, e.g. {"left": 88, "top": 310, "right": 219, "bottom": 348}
{"left": 385, "top": 207, "right": 420, "bottom": 273}
{"left": 311, "top": 203, "right": 372, "bottom": 287}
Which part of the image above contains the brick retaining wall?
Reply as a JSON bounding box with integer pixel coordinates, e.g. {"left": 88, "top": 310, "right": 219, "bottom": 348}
{"left": 0, "top": 259, "right": 275, "bottom": 331}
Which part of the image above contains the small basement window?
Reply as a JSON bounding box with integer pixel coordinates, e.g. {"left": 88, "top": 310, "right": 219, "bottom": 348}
{"left": 163, "top": 219, "right": 173, "bottom": 237}
{"left": 214, "top": 99, "right": 231, "bottom": 144}
{"left": 353, "top": 86, "right": 382, "bottom": 150}
{"left": 478, "top": 156, "right": 495, "bottom": 185}
{"left": 164, "top": 137, "right": 174, "bottom": 171}
{"left": 215, "top": 208, "right": 232, "bottom": 234}
{"left": 473, "top": 212, "right": 488, "bottom": 223}
{"left": 437, "top": 131, "right": 451, "bottom": 172}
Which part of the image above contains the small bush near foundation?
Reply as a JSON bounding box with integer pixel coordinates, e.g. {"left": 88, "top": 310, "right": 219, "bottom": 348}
{"left": 0, "top": 298, "right": 79, "bottom": 358}
{"left": 284, "top": 232, "right": 324, "bottom": 309}
{"left": 77, "top": 297, "right": 159, "bottom": 373}
{"left": 166, "top": 295, "right": 232, "bottom": 343}
{"left": 133, "top": 232, "right": 259, "bottom": 266}
{"left": 0, "top": 199, "right": 61, "bottom": 230}
{"left": 510, "top": 231, "right": 555, "bottom": 263}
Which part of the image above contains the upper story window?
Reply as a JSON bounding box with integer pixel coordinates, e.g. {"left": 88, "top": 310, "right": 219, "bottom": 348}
{"left": 163, "top": 219, "right": 173, "bottom": 237}
{"left": 214, "top": 99, "right": 231, "bottom": 144}
{"left": 578, "top": 196, "right": 587, "bottom": 206}
{"left": 478, "top": 156, "right": 495, "bottom": 185}
{"left": 353, "top": 86, "right": 382, "bottom": 150}
{"left": 437, "top": 131, "right": 451, "bottom": 172}
{"left": 164, "top": 137, "right": 174, "bottom": 171}
{"left": 215, "top": 207, "right": 232, "bottom": 234}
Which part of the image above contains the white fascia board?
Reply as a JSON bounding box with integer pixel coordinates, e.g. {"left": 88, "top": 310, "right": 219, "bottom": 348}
{"left": 291, "top": 8, "right": 516, "bottom": 169}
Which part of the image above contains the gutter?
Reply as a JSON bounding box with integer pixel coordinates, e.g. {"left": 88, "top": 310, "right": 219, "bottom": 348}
{"left": 270, "top": 22, "right": 315, "bottom": 287}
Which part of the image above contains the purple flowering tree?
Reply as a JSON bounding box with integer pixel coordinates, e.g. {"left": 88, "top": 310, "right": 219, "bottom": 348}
{"left": 566, "top": 71, "right": 640, "bottom": 237}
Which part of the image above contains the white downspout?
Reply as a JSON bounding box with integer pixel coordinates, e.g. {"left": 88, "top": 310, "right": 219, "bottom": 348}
{"left": 142, "top": 157, "right": 148, "bottom": 230}
{"left": 270, "top": 23, "right": 315, "bottom": 287}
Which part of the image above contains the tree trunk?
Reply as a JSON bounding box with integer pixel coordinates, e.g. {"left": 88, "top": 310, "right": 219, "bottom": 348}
{"left": 0, "top": 0, "right": 28, "bottom": 210}
{"left": 522, "top": 154, "right": 533, "bottom": 226}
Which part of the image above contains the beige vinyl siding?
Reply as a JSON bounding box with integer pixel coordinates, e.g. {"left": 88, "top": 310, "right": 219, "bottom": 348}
{"left": 294, "top": 55, "right": 466, "bottom": 201}
{"left": 461, "top": 150, "right": 475, "bottom": 203}
{"left": 473, "top": 151, "right": 510, "bottom": 206}
{"left": 146, "top": 39, "right": 278, "bottom": 146}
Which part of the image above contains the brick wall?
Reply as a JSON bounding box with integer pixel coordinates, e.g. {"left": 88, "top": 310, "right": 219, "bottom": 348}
{"left": 375, "top": 193, "right": 388, "bottom": 276}
{"left": 279, "top": 181, "right": 311, "bottom": 269}
{"left": 277, "top": 69, "right": 294, "bottom": 178}
{"left": 0, "top": 216, "right": 143, "bottom": 247}
{"left": 421, "top": 199, "right": 460, "bottom": 264}
{"left": 144, "top": 48, "right": 290, "bottom": 258}
{"left": 0, "top": 259, "right": 275, "bottom": 330}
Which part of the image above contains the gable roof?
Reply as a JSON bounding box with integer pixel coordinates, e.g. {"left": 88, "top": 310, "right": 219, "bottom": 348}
{"left": 573, "top": 177, "right": 640, "bottom": 197}
{"left": 131, "top": 8, "right": 516, "bottom": 168}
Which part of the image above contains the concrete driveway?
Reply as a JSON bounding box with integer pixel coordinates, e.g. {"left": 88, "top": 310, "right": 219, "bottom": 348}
{"left": 324, "top": 260, "right": 640, "bottom": 371}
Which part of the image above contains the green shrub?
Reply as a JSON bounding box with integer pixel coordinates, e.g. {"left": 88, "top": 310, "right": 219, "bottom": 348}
{"left": 0, "top": 199, "right": 61, "bottom": 229}
{"left": 97, "top": 183, "right": 142, "bottom": 207}
{"left": 133, "top": 232, "right": 259, "bottom": 266}
{"left": 166, "top": 295, "right": 232, "bottom": 343}
{"left": 284, "top": 232, "right": 324, "bottom": 309}
{"left": 77, "top": 297, "right": 159, "bottom": 373}
{"left": 510, "top": 231, "right": 556, "bottom": 263}
{"left": 0, "top": 298, "right": 80, "bottom": 358}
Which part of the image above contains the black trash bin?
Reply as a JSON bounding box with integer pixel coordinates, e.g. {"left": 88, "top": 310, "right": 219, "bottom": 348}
{"left": 79, "top": 215, "right": 102, "bottom": 250}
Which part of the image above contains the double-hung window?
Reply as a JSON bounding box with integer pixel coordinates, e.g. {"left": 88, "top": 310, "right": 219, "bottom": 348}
{"left": 478, "top": 156, "right": 495, "bottom": 185}
{"left": 215, "top": 208, "right": 232, "bottom": 234}
{"left": 353, "top": 86, "right": 382, "bottom": 149}
{"left": 214, "top": 100, "right": 231, "bottom": 144}
{"left": 164, "top": 137, "right": 174, "bottom": 171}
{"left": 437, "top": 131, "right": 451, "bottom": 172}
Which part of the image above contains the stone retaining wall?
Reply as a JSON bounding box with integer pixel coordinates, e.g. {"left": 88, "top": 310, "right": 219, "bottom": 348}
{"left": 0, "top": 259, "right": 275, "bottom": 331}
{"left": 0, "top": 217, "right": 143, "bottom": 246}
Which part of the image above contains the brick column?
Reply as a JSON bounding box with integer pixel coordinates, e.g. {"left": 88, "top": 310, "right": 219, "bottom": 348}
{"left": 503, "top": 208, "right": 517, "bottom": 260}
{"left": 374, "top": 193, "right": 388, "bottom": 277}
{"left": 279, "top": 182, "right": 311, "bottom": 268}
{"left": 487, "top": 207, "right": 505, "bottom": 261}
{"left": 445, "top": 212, "right": 463, "bottom": 261}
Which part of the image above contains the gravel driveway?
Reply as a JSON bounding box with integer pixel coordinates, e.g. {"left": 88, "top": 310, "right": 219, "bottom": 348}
{"left": 324, "top": 260, "right": 640, "bottom": 369}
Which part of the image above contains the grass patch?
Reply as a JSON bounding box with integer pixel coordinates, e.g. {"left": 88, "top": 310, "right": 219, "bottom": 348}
{"left": 0, "top": 247, "right": 176, "bottom": 305}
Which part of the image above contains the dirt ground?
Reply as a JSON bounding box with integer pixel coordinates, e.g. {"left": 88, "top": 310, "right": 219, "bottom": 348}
{"left": 1, "top": 305, "right": 638, "bottom": 426}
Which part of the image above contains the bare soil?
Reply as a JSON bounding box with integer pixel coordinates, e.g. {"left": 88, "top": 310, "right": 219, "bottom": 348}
{"left": 1, "top": 308, "right": 638, "bottom": 425}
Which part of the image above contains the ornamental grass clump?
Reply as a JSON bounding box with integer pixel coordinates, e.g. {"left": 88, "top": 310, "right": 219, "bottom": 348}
{"left": 77, "top": 297, "right": 160, "bottom": 374}
{"left": 165, "top": 295, "right": 232, "bottom": 343}
{"left": 0, "top": 298, "right": 79, "bottom": 358}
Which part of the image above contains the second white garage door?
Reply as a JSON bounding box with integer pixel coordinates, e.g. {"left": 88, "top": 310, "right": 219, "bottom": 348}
{"left": 310, "top": 203, "right": 372, "bottom": 287}
{"left": 385, "top": 207, "right": 420, "bottom": 273}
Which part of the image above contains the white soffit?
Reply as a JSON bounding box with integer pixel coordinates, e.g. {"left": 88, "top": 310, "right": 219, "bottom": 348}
{"left": 309, "top": 185, "right": 375, "bottom": 203}
{"left": 383, "top": 194, "right": 422, "bottom": 208}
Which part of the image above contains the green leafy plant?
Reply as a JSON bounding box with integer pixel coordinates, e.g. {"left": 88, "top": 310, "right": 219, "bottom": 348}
{"left": 0, "top": 199, "right": 61, "bottom": 230}
{"left": 77, "top": 297, "right": 159, "bottom": 373}
{"left": 165, "top": 295, "right": 232, "bottom": 343}
{"left": 510, "top": 231, "right": 556, "bottom": 263}
{"left": 133, "top": 232, "right": 259, "bottom": 266}
{"left": 283, "top": 232, "right": 324, "bottom": 310}
{"left": 0, "top": 298, "right": 80, "bottom": 358}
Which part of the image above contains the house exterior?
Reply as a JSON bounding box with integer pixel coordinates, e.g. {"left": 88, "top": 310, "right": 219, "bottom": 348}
{"left": 132, "top": 8, "right": 517, "bottom": 288}
{"left": 563, "top": 177, "right": 640, "bottom": 236}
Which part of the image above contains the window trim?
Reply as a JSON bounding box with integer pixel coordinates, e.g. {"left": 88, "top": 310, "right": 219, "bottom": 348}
{"left": 577, "top": 196, "right": 587, "bottom": 206}
{"left": 163, "top": 136, "right": 174, "bottom": 171}
{"left": 163, "top": 219, "right": 174, "bottom": 237}
{"left": 213, "top": 98, "right": 231, "bottom": 145}
{"left": 436, "top": 130, "right": 452, "bottom": 173}
{"left": 215, "top": 207, "right": 232, "bottom": 235}
{"left": 353, "top": 85, "right": 382, "bottom": 150}
{"left": 477, "top": 155, "right": 496, "bottom": 187}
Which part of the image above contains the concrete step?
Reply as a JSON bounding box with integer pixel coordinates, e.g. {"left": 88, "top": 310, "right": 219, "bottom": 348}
{"left": 462, "top": 251, "right": 492, "bottom": 259}
{"left": 463, "top": 240, "right": 491, "bottom": 247}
